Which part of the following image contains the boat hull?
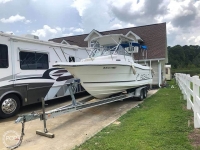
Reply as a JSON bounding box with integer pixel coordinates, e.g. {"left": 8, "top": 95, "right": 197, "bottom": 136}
{"left": 59, "top": 64, "right": 152, "bottom": 99}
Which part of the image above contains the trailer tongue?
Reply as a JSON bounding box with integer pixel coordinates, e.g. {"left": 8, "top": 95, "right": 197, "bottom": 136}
{"left": 12, "top": 80, "right": 148, "bottom": 149}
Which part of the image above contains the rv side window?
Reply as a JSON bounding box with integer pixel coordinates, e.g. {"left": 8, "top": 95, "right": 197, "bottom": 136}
{"left": 69, "top": 56, "right": 75, "bottom": 62}
{"left": 20, "top": 51, "right": 49, "bottom": 70}
{"left": 0, "top": 44, "right": 8, "bottom": 68}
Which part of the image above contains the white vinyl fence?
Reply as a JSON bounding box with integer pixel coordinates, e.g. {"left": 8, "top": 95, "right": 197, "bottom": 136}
{"left": 175, "top": 73, "right": 200, "bottom": 128}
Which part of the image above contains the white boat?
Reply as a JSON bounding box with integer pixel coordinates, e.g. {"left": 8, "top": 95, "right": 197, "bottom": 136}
{"left": 54, "top": 34, "right": 153, "bottom": 99}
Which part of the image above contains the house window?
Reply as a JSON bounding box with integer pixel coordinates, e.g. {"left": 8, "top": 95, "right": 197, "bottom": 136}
{"left": 166, "top": 68, "right": 168, "bottom": 74}
{"left": 90, "top": 41, "right": 95, "bottom": 47}
{"left": 0, "top": 44, "right": 8, "bottom": 68}
{"left": 69, "top": 56, "right": 75, "bottom": 62}
{"left": 90, "top": 40, "right": 100, "bottom": 48}
{"left": 20, "top": 51, "right": 49, "bottom": 70}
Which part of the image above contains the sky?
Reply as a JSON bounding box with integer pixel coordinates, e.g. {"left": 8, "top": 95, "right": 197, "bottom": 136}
{"left": 0, "top": 0, "right": 200, "bottom": 46}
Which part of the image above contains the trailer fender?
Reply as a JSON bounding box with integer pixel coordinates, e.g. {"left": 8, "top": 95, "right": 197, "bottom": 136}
{"left": 134, "top": 86, "right": 147, "bottom": 97}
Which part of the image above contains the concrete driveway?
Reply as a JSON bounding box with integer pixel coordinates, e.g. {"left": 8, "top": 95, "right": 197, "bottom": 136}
{"left": 0, "top": 90, "right": 158, "bottom": 150}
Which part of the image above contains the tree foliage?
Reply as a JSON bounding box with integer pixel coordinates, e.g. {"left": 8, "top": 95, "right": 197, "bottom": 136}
{"left": 168, "top": 45, "right": 200, "bottom": 69}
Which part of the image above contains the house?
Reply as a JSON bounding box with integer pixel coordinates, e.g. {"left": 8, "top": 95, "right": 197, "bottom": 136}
{"left": 49, "top": 23, "right": 167, "bottom": 88}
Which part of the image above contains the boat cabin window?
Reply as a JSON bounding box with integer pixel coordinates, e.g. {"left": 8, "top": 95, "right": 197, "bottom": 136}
{"left": 20, "top": 51, "right": 49, "bottom": 70}
{"left": 69, "top": 56, "right": 75, "bottom": 62}
{"left": 0, "top": 44, "right": 8, "bottom": 68}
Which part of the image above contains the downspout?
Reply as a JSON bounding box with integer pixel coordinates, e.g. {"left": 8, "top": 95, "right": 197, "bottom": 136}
{"left": 158, "top": 60, "right": 161, "bottom": 88}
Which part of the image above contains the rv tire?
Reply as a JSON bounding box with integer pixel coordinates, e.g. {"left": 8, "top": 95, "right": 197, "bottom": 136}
{"left": 0, "top": 94, "right": 20, "bottom": 119}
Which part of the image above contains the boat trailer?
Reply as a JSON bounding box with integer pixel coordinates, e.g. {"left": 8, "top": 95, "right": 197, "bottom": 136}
{"left": 9, "top": 80, "right": 148, "bottom": 149}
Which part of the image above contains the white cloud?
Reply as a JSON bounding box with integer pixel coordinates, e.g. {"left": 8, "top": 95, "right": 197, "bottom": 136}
{"left": 0, "top": 0, "right": 198, "bottom": 46}
{"left": 110, "top": 23, "right": 135, "bottom": 30}
{"left": 32, "top": 25, "right": 58, "bottom": 38}
{"left": 195, "top": 36, "right": 200, "bottom": 44}
{"left": 68, "top": 27, "right": 84, "bottom": 33}
{"left": 126, "top": 23, "right": 135, "bottom": 28}
{"left": 71, "top": 0, "right": 112, "bottom": 33}
{"left": 0, "top": 14, "right": 25, "bottom": 23}
{"left": 0, "top": 0, "right": 12, "bottom": 3}
{"left": 110, "top": 24, "right": 123, "bottom": 29}
{"left": 71, "top": 0, "right": 91, "bottom": 16}
{"left": 69, "top": 27, "right": 74, "bottom": 31}
{"left": 0, "top": 14, "right": 32, "bottom": 24}
{"left": 166, "top": 22, "right": 178, "bottom": 34}
{"left": 72, "top": 28, "right": 84, "bottom": 33}
{"left": 31, "top": 25, "right": 76, "bottom": 40}
{"left": 62, "top": 33, "right": 74, "bottom": 36}
{"left": 56, "top": 27, "right": 61, "bottom": 31}
{"left": 25, "top": 20, "right": 31, "bottom": 24}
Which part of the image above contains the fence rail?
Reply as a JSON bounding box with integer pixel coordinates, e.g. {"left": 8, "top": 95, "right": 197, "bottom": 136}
{"left": 175, "top": 73, "right": 200, "bottom": 128}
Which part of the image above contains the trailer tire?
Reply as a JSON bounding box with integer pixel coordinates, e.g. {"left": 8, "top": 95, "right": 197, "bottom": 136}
{"left": 138, "top": 89, "right": 144, "bottom": 101}
{"left": 0, "top": 94, "right": 20, "bottom": 119}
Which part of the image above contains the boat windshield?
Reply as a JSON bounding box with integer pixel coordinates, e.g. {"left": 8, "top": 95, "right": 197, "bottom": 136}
{"left": 90, "top": 44, "right": 130, "bottom": 58}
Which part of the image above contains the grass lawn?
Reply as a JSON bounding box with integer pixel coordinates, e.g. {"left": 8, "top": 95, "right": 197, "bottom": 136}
{"left": 74, "top": 80, "right": 194, "bottom": 150}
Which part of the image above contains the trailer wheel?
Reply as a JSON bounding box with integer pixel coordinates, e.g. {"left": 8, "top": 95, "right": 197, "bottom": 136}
{"left": 138, "top": 89, "right": 144, "bottom": 101}
{"left": 0, "top": 94, "right": 20, "bottom": 119}
{"left": 143, "top": 88, "right": 147, "bottom": 98}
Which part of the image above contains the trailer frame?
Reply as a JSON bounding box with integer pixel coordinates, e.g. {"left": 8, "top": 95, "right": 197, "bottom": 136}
{"left": 11, "top": 80, "right": 148, "bottom": 149}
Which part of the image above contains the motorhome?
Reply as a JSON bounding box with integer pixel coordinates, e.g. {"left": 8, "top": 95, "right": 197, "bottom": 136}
{"left": 0, "top": 32, "right": 89, "bottom": 118}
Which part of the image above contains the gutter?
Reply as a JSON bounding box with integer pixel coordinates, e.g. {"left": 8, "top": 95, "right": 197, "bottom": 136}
{"left": 136, "top": 58, "right": 165, "bottom": 62}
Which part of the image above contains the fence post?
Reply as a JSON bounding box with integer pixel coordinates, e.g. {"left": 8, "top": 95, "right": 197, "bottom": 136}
{"left": 181, "top": 74, "right": 184, "bottom": 92}
{"left": 186, "top": 74, "right": 191, "bottom": 109}
{"left": 193, "top": 76, "right": 200, "bottom": 128}
{"left": 175, "top": 73, "right": 178, "bottom": 84}
{"left": 183, "top": 74, "right": 187, "bottom": 100}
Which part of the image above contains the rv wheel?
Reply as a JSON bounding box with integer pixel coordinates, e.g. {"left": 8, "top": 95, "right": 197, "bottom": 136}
{"left": 0, "top": 94, "right": 20, "bottom": 119}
